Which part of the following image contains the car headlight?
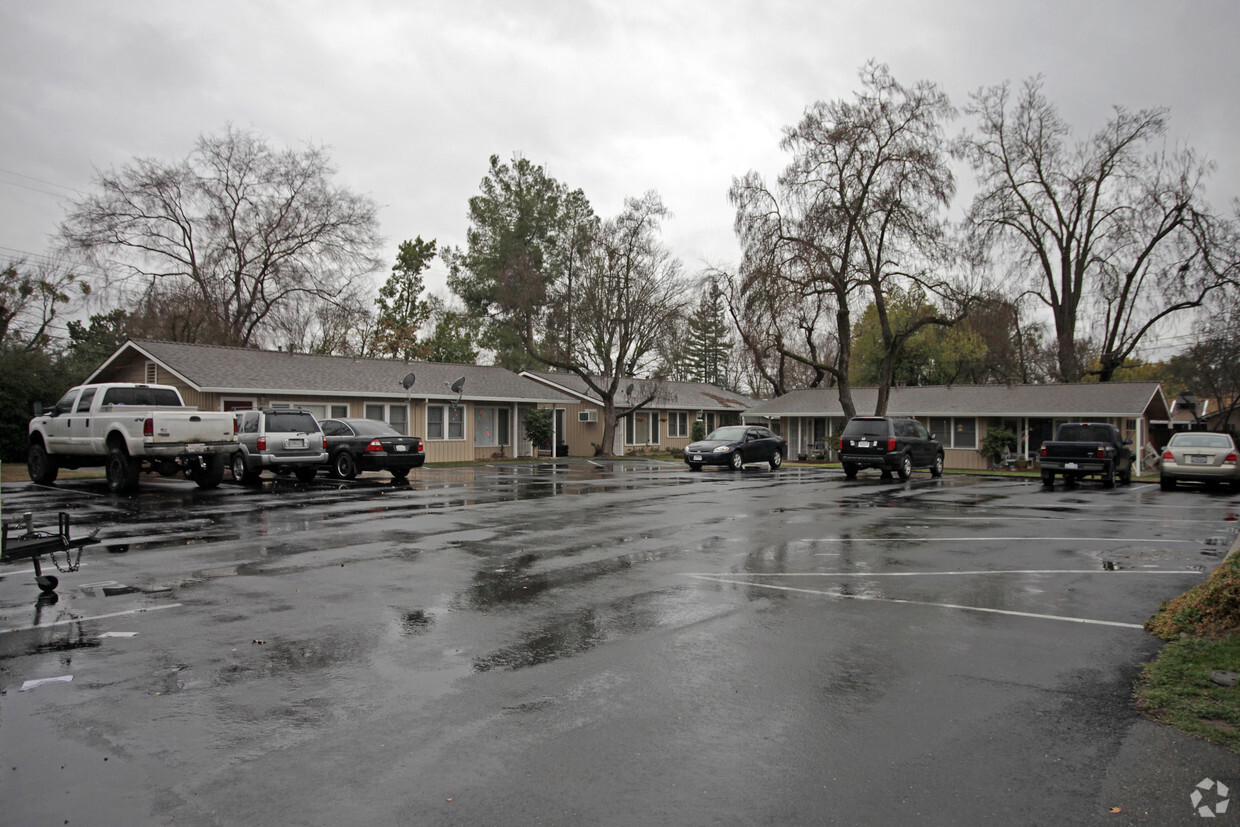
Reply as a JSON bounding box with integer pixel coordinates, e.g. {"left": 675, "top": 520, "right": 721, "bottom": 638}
{"left": 713, "top": 445, "right": 731, "bottom": 453}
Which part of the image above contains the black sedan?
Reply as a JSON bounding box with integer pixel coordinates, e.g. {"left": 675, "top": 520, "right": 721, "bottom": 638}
{"left": 684, "top": 425, "right": 786, "bottom": 471}
{"left": 319, "top": 418, "right": 425, "bottom": 480}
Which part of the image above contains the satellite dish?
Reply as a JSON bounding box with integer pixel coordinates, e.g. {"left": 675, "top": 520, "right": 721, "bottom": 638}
{"left": 401, "top": 372, "right": 416, "bottom": 390}
{"left": 445, "top": 376, "right": 465, "bottom": 411}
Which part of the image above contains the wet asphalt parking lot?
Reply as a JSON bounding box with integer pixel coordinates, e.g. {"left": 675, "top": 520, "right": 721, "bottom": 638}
{"left": 1, "top": 462, "right": 1238, "bottom": 826}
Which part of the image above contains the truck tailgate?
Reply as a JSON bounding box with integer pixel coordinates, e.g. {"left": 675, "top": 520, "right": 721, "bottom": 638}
{"left": 146, "top": 412, "right": 235, "bottom": 445}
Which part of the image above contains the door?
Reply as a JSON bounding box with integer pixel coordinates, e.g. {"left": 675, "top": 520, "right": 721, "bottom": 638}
{"left": 43, "top": 388, "right": 81, "bottom": 452}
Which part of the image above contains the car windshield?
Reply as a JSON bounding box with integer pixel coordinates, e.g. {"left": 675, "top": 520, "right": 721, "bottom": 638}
{"left": 1169, "top": 433, "right": 1233, "bottom": 449}
{"left": 348, "top": 419, "right": 400, "bottom": 437}
{"left": 267, "top": 412, "right": 319, "bottom": 433}
{"left": 842, "top": 419, "right": 887, "bottom": 438}
{"left": 706, "top": 426, "right": 746, "bottom": 442}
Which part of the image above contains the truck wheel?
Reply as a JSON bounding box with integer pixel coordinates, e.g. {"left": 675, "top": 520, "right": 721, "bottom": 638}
{"left": 105, "top": 448, "right": 140, "bottom": 494}
{"left": 231, "top": 453, "right": 260, "bottom": 485}
{"left": 843, "top": 462, "right": 859, "bottom": 480}
{"left": 897, "top": 453, "right": 913, "bottom": 481}
{"left": 194, "top": 454, "right": 225, "bottom": 488}
{"left": 1159, "top": 476, "right": 1176, "bottom": 491}
{"left": 931, "top": 453, "right": 944, "bottom": 478}
{"left": 729, "top": 451, "right": 743, "bottom": 471}
{"left": 1041, "top": 471, "right": 1054, "bottom": 487}
{"left": 294, "top": 466, "right": 318, "bottom": 483}
{"left": 1118, "top": 467, "right": 1132, "bottom": 485}
{"left": 769, "top": 449, "right": 782, "bottom": 470}
{"left": 27, "top": 442, "right": 59, "bottom": 485}
{"left": 1101, "top": 466, "right": 1115, "bottom": 488}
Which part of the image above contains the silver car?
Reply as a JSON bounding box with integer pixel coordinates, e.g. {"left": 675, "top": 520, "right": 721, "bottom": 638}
{"left": 231, "top": 407, "right": 327, "bottom": 484}
{"left": 1159, "top": 431, "right": 1240, "bottom": 490}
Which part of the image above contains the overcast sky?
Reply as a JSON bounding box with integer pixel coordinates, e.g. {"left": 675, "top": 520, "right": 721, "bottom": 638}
{"left": 3, "top": 0, "right": 1238, "bottom": 325}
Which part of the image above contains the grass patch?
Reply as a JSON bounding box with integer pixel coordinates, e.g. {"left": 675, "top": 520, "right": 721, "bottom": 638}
{"left": 1136, "top": 545, "right": 1240, "bottom": 753}
{"left": 1135, "top": 636, "right": 1240, "bottom": 752}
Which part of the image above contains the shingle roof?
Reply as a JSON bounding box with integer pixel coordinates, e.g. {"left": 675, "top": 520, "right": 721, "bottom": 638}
{"left": 95, "top": 340, "right": 572, "bottom": 403}
{"left": 522, "top": 370, "right": 754, "bottom": 411}
{"left": 743, "top": 383, "right": 1169, "bottom": 419}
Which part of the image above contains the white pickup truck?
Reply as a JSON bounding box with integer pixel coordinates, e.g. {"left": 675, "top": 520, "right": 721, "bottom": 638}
{"left": 27, "top": 383, "right": 237, "bottom": 493}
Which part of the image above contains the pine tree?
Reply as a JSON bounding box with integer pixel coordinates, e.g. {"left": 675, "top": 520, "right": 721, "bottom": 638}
{"left": 373, "top": 237, "right": 436, "bottom": 360}
{"left": 684, "top": 279, "right": 733, "bottom": 387}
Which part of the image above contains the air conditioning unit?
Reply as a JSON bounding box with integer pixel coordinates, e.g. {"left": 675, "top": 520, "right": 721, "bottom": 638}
{"left": 578, "top": 409, "right": 598, "bottom": 423}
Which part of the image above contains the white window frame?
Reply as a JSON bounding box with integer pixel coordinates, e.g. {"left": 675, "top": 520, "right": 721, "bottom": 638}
{"left": 928, "top": 416, "right": 978, "bottom": 449}
{"left": 365, "top": 403, "right": 410, "bottom": 435}
{"left": 473, "top": 406, "right": 512, "bottom": 447}
{"left": 427, "top": 403, "right": 465, "bottom": 441}
{"left": 625, "top": 410, "right": 659, "bottom": 446}
{"left": 667, "top": 411, "right": 689, "bottom": 438}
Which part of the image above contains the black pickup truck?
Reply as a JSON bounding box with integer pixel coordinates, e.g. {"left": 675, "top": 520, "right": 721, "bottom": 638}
{"left": 1038, "top": 422, "right": 1134, "bottom": 488}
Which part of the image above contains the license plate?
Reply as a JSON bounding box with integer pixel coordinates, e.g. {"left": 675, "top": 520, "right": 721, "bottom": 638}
{"left": 395, "top": 444, "right": 407, "bottom": 452}
{"left": 692, "top": 455, "right": 703, "bottom": 462}
{"left": 186, "top": 443, "right": 205, "bottom": 453}
{"left": 285, "top": 438, "right": 306, "bottom": 449}
{"left": 1065, "top": 462, "right": 1078, "bottom": 469}
{"left": 1190, "top": 455, "right": 1209, "bottom": 464}
{"left": 857, "top": 440, "right": 871, "bottom": 448}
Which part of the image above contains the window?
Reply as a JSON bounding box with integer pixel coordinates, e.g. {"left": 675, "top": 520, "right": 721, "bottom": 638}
{"left": 75, "top": 387, "right": 96, "bottom": 413}
{"left": 927, "top": 417, "right": 976, "bottom": 449}
{"left": 474, "top": 407, "right": 511, "bottom": 447}
{"left": 668, "top": 411, "right": 688, "bottom": 438}
{"left": 145, "top": 361, "right": 157, "bottom": 383}
{"left": 331, "top": 404, "right": 348, "bottom": 418}
{"left": 365, "top": 403, "right": 410, "bottom": 435}
{"left": 625, "top": 411, "right": 659, "bottom": 445}
{"left": 427, "top": 404, "right": 464, "bottom": 440}
{"left": 953, "top": 418, "right": 976, "bottom": 449}
{"left": 101, "top": 386, "right": 181, "bottom": 406}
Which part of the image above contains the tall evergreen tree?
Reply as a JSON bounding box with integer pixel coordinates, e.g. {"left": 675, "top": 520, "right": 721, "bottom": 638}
{"left": 684, "top": 278, "right": 732, "bottom": 387}
{"left": 373, "top": 237, "right": 436, "bottom": 360}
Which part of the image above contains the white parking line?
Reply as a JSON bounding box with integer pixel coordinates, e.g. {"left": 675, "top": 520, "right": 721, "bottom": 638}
{"left": 683, "top": 569, "right": 1194, "bottom": 578}
{"left": 0, "top": 603, "right": 182, "bottom": 635}
{"left": 684, "top": 575, "right": 1145, "bottom": 629}
{"left": 808, "top": 537, "right": 1198, "bottom": 554}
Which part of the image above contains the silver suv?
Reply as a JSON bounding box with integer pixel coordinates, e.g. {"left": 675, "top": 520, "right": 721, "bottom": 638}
{"left": 231, "top": 407, "right": 327, "bottom": 484}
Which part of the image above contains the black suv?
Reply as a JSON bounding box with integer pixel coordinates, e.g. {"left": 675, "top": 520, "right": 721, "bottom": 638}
{"left": 838, "top": 416, "right": 944, "bottom": 481}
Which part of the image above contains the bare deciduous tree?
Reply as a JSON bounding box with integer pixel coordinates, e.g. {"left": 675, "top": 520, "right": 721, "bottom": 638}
{"left": 957, "top": 77, "right": 1233, "bottom": 381}
{"left": 731, "top": 62, "right": 963, "bottom": 417}
{"left": 59, "top": 125, "right": 382, "bottom": 349}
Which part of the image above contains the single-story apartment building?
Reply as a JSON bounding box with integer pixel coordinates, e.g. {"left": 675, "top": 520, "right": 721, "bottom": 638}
{"left": 520, "top": 371, "right": 753, "bottom": 457}
{"left": 87, "top": 340, "right": 573, "bottom": 463}
{"left": 741, "top": 382, "right": 1171, "bottom": 473}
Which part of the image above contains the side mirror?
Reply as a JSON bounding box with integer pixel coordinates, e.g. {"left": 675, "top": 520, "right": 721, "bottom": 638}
{"left": 32, "top": 402, "right": 44, "bottom": 416}
{"left": 1123, "top": 438, "right": 1133, "bottom": 445}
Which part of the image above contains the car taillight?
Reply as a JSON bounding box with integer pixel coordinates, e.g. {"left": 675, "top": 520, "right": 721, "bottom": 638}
{"left": 1040, "top": 445, "right": 1047, "bottom": 457}
{"left": 365, "top": 439, "right": 384, "bottom": 452}
{"left": 323, "top": 435, "right": 328, "bottom": 449}
{"left": 258, "top": 436, "right": 266, "bottom": 451}
{"left": 887, "top": 437, "right": 896, "bottom": 451}
{"left": 1096, "top": 446, "right": 1107, "bottom": 458}
{"left": 233, "top": 418, "right": 240, "bottom": 434}
{"left": 143, "top": 418, "right": 153, "bottom": 437}
{"left": 1163, "top": 450, "right": 1175, "bottom": 462}
{"left": 416, "top": 438, "right": 424, "bottom": 452}
{"left": 1226, "top": 452, "right": 1238, "bottom": 464}
{"left": 839, "top": 437, "right": 844, "bottom": 452}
